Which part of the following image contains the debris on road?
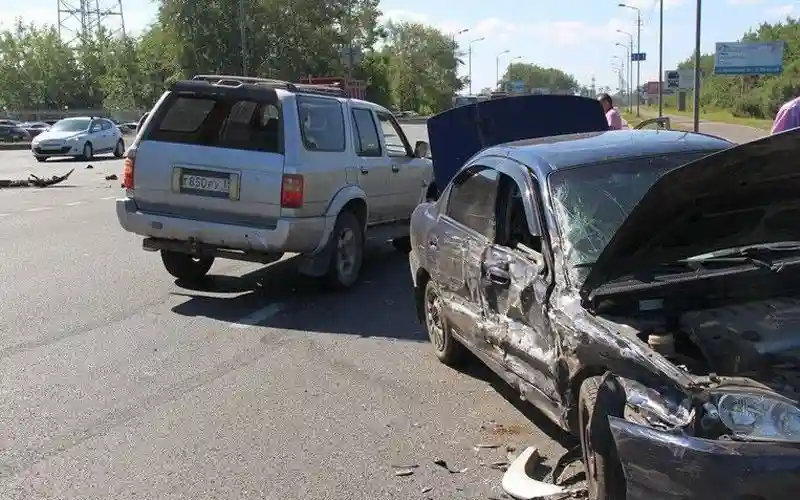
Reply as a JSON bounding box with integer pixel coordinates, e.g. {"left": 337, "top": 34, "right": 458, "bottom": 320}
{"left": 86, "top": 164, "right": 93, "bottom": 169}
{"left": 474, "top": 443, "right": 502, "bottom": 450}
{"left": 421, "top": 486, "right": 432, "bottom": 493}
{"left": 105, "top": 174, "right": 118, "bottom": 180}
{"left": 433, "top": 458, "right": 468, "bottom": 474}
{"left": 0, "top": 169, "right": 75, "bottom": 189}
{"left": 501, "top": 446, "right": 587, "bottom": 500}
{"left": 394, "top": 468, "right": 415, "bottom": 477}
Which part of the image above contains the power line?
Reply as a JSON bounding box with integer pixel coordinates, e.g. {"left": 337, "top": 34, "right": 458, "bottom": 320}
{"left": 57, "top": 0, "right": 126, "bottom": 45}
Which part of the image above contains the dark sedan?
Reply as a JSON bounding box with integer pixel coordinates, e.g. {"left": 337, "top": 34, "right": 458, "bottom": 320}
{"left": 0, "top": 123, "right": 29, "bottom": 142}
{"left": 410, "top": 95, "right": 800, "bottom": 500}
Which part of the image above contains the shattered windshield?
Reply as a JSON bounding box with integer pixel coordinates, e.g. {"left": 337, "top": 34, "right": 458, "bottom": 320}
{"left": 548, "top": 151, "right": 717, "bottom": 285}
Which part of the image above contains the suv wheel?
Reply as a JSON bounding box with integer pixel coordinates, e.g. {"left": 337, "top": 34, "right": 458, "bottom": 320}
{"left": 322, "top": 211, "right": 364, "bottom": 290}
{"left": 160, "top": 250, "right": 214, "bottom": 282}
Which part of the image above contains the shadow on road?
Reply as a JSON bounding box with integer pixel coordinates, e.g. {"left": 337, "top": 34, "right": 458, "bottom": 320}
{"left": 170, "top": 242, "right": 425, "bottom": 342}
{"left": 169, "top": 241, "right": 579, "bottom": 453}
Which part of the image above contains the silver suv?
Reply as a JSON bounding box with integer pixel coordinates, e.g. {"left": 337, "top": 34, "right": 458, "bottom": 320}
{"left": 116, "top": 75, "right": 434, "bottom": 289}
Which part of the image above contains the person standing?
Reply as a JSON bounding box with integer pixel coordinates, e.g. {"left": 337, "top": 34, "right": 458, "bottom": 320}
{"left": 598, "top": 93, "right": 623, "bottom": 130}
{"left": 771, "top": 95, "right": 800, "bottom": 134}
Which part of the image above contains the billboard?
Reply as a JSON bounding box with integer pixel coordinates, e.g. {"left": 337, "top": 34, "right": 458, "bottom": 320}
{"left": 714, "top": 41, "right": 785, "bottom": 75}
{"left": 664, "top": 69, "right": 699, "bottom": 91}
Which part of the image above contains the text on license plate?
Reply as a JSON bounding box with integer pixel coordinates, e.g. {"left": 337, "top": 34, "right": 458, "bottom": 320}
{"left": 181, "top": 174, "right": 230, "bottom": 194}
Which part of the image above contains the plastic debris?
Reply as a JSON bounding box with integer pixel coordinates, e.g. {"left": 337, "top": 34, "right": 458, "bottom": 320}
{"left": 394, "top": 468, "right": 415, "bottom": 477}
{"left": 502, "top": 446, "right": 587, "bottom": 500}
{"left": 433, "top": 458, "right": 468, "bottom": 474}
{"left": 105, "top": 174, "right": 118, "bottom": 180}
{"left": 0, "top": 169, "right": 75, "bottom": 189}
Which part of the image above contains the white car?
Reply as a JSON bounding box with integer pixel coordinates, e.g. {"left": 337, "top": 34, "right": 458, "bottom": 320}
{"left": 31, "top": 117, "right": 125, "bottom": 162}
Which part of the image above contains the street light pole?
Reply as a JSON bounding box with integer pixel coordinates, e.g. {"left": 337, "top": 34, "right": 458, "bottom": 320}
{"left": 468, "top": 37, "right": 485, "bottom": 95}
{"left": 616, "top": 42, "right": 631, "bottom": 112}
{"left": 692, "top": 0, "right": 702, "bottom": 132}
{"left": 659, "top": 0, "right": 664, "bottom": 117}
{"left": 496, "top": 49, "right": 509, "bottom": 90}
{"left": 617, "top": 29, "right": 634, "bottom": 112}
{"left": 452, "top": 28, "right": 469, "bottom": 84}
{"left": 618, "top": 4, "right": 642, "bottom": 116}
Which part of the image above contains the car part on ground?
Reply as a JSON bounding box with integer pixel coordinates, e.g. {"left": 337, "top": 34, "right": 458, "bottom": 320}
{"left": 0, "top": 169, "right": 75, "bottom": 188}
{"left": 116, "top": 74, "right": 434, "bottom": 290}
{"left": 411, "top": 98, "right": 800, "bottom": 499}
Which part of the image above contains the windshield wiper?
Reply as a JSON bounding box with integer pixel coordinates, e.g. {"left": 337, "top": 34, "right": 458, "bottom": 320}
{"left": 681, "top": 242, "right": 800, "bottom": 272}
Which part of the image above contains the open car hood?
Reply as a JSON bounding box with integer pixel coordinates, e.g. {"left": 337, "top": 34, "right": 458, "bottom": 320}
{"left": 427, "top": 95, "right": 608, "bottom": 187}
{"left": 581, "top": 128, "right": 800, "bottom": 299}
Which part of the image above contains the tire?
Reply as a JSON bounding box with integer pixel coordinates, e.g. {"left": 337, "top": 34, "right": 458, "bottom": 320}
{"left": 82, "top": 142, "right": 93, "bottom": 161}
{"left": 578, "top": 376, "right": 627, "bottom": 500}
{"left": 321, "top": 211, "right": 364, "bottom": 290}
{"left": 34, "top": 156, "right": 46, "bottom": 163}
{"left": 113, "top": 139, "right": 125, "bottom": 158}
{"left": 392, "top": 236, "right": 411, "bottom": 254}
{"left": 160, "top": 250, "right": 214, "bottom": 282}
{"left": 423, "top": 279, "right": 465, "bottom": 365}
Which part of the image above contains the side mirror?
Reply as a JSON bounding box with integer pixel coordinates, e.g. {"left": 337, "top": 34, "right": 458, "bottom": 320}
{"left": 414, "top": 140, "right": 430, "bottom": 158}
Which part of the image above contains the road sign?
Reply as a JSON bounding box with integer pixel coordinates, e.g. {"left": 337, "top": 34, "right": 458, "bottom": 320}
{"left": 664, "top": 69, "right": 698, "bottom": 91}
{"left": 714, "top": 41, "right": 785, "bottom": 75}
{"left": 631, "top": 52, "right": 646, "bottom": 62}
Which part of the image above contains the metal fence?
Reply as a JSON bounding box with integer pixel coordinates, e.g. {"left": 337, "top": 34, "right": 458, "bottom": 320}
{"left": 1, "top": 109, "right": 145, "bottom": 123}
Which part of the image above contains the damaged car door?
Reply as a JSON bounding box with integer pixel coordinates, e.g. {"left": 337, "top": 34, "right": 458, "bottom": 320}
{"left": 480, "top": 167, "right": 560, "bottom": 402}
{"left": 432, "top": 164, "right": 501, "bottom": 354}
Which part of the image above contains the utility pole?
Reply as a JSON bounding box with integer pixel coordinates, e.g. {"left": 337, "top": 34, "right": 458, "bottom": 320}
{"left": 239, "top": 0, "right": 247, "bottom": 75}
{"left": 658, "top": 0, "right": 664, "bottom": 117}
{"left": 692, "top": 0, "right": 702, "bottom": 132}
{"left": 616, "top": 42, "right": 632, "bottom": 112}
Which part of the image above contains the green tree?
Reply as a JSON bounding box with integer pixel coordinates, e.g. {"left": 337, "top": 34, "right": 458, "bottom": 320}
{"left": 499, "top": 63, "right": 579, "bottom": 94}
{"left": 382, "top": 21, "right": 464, "bottom": 114}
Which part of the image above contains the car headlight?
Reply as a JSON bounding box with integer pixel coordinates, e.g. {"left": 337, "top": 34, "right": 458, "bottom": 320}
{"left": 67, "top": 135, "right": 84, "bottom": 142}
{"left": 713, "top": 392, "right": 800, "bottom": 440}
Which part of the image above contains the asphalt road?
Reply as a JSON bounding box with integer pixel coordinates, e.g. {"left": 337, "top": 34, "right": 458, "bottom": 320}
{"left": 0, "top": 124, "right": 575, "bottom": 500}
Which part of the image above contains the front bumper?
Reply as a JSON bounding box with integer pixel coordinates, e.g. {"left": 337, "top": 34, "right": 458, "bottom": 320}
{"left": 610, "top": 416, "right": 800, "bottom": 500}
{"left": 32, "top": 144, "right": 81, "bottom": 156}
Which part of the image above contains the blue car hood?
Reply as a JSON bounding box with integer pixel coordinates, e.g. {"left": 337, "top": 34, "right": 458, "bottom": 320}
{"left": 427, "top": 95, "right": 609, "bottom": 187}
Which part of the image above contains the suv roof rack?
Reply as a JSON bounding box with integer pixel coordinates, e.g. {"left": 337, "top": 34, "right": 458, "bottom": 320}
{"left": 191, "top": 74, "right": 349, "bottom": 98}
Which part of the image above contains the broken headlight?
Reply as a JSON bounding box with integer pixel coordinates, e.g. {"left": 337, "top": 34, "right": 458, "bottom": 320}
{"left": 712, "top": 392, "right": 800, "bottom": 441}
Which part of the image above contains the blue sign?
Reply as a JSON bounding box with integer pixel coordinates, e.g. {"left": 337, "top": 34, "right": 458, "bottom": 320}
{"left": 631, "top": 52, "right": 646, "bottom": 62}
{"left": 509, "top": 80, "right": 526, "bottom": 93}
{"left": 714, "top": 41, "right": 785, "bottom": 75}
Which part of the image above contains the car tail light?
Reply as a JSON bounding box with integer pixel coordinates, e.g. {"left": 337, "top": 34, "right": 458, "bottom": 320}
{"left": 122, "top": 150, "right": 135, "bottom": 189}
{"left": 280, "top": 174, "right": 304, "bottom": 208}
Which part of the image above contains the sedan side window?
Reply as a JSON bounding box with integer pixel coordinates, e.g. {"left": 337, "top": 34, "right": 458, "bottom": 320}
{"left": 90, "top": 120, "right": 102, "bottom": 133}
{"left": 496, "top": 173, "right": 543, "bottom": 254}
{"left": 101, "top": 120, "right": 113, "bottom": 131}
{"left": 445, "top": 166, "right": 499, "bottom": 239}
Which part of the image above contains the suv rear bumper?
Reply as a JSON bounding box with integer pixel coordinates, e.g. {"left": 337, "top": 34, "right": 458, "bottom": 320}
{"left": 116, "top": 198, "right": 334, "bottom": 254}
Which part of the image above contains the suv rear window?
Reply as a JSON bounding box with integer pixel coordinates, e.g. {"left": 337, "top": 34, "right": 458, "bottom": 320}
{"left": 145, "top": 94, "right": 282, "bottom": 153}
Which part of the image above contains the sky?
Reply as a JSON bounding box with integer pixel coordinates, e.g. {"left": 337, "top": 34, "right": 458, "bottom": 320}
{"left": 0, "top": 0, "right": 796, "bottom": 92}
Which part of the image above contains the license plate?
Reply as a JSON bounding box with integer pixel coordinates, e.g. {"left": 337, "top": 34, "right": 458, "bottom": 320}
{"left": 42, "top": 143, "right": 61, "bottom": 150}
{"left": 180, "top": 174, "right": 230, "bottom": 194}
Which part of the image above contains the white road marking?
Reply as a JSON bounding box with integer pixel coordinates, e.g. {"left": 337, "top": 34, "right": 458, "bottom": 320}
{"left": 65, "top": 201, "right": 85, "bottom": 206}
{"left": 25, "top": 207, "right": 50, "bottom": 212}
{"left": 100, "top": 196, "right": 115, "bottom": 200}
{"left": 0, "top": 213, "right": 8, "bottom": 217}
{"left": 229, "top": 303, "right": 285, "bottom": 329}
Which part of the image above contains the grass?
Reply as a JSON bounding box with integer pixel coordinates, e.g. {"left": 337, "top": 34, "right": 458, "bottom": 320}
{"left": 637, "top": 104, "right": 772, "bottom": 130}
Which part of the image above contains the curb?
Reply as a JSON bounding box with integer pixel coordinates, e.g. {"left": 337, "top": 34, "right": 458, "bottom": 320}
{"left": 0, "top": 142, "right": 32, "bottom": 151}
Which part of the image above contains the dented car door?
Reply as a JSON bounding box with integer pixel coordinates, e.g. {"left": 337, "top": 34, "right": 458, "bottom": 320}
{"left": 479, "top": 171, "right": 560, "bottom": 401}
{"left": 432, "top": 165, "right": 501, "bottom": 351}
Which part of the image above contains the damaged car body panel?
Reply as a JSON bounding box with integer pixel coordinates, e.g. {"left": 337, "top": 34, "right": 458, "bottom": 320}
{"left": 411, "top": 122, "right": 800, "bottom": 497}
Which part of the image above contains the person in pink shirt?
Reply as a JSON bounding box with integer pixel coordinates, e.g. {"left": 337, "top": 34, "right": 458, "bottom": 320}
{"left": 771, "top": 95, "right": 800, "bottom": 134}
{"left": 598, "top": 93, "right": 623, "bottom": 130}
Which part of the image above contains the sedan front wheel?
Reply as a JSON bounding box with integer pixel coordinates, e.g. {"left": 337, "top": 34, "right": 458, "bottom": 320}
{"left": 424, "top": 279, "right": 464, "bottom": 366}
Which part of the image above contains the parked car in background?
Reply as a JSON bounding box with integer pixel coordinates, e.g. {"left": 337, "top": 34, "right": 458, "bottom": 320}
{"left": 0, "top": 123, "right": 30, "bottom": 142}
{"left": 116, "top": 74, "right": 433, "bottom": 288}
{"left": 411, "top": 94, "right": 800, "bottom": 499}
{"left": 21, "top": 122, "right": 50, "bottom": 138}
{"left": 31, "top": 116, "right": 125, "bottom": 161}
